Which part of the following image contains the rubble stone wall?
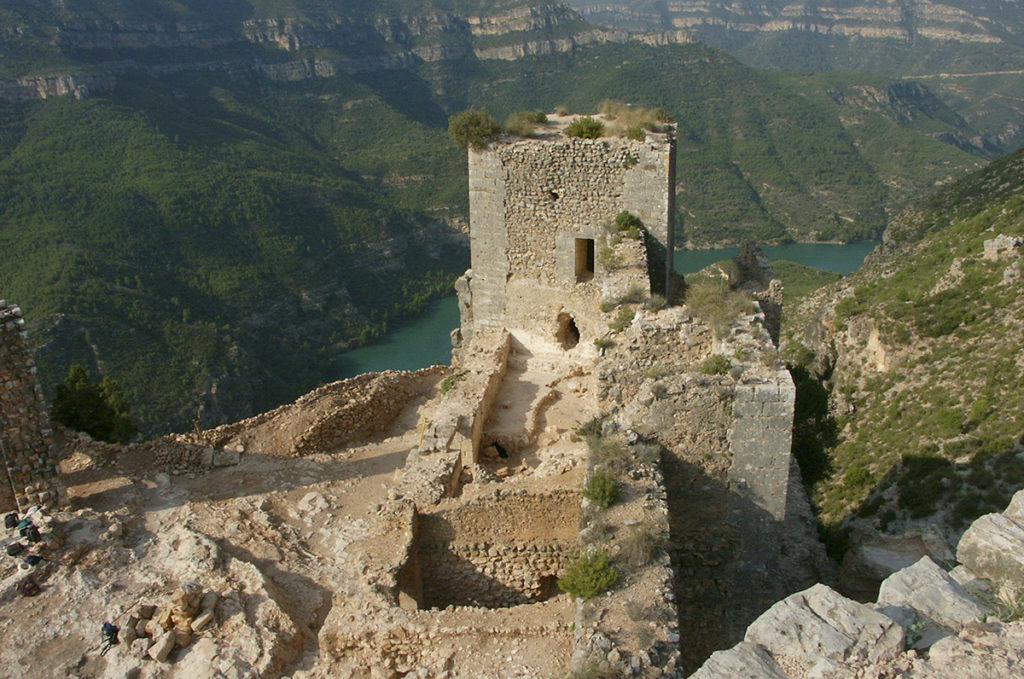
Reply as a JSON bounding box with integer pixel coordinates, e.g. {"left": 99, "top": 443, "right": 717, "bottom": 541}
{"left": 0, "top": 301, "right": 60, "bottom": 512}
{"left": 419, "top": 489, "right": 581, "bottom": 543}
{"left": 415, "top": 490, "right": 580, "bottom": 608}
{"left": 419, "top": 541, "right": 569, "bottom": 608}
{"left": 464, "top": 132, "right": 674, "bottom": 346}
{"left": 201, "top": 367, "right": 442, "bottom": 457}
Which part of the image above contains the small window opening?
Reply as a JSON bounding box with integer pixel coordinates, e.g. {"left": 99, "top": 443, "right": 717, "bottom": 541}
{"left": 575, "top": 238, "right": 595, "bottom": 282}
{"left": 556, "top": 313, "right": 580, "bottom": 350}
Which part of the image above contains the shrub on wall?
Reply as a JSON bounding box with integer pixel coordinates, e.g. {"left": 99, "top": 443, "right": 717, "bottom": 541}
{"left": 584, "top": 468, "right": 620, "bottom": 508}
{"left": 701, "top": 354, "right": 732, "bottom": 375}
{"left": 566, "top": 116, "right": 605, "bottom": 139}
{"left": 448, "top": 108, "right": 501, "bottom": 150}
{"left": 559, "top": 547, "right": 619, "bottom": 599}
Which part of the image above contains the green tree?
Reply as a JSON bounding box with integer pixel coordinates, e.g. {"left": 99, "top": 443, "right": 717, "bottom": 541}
{"left": 53, "top": 364, "right": 137, "bottom": 443}
{"left": 448, "top": 108, "right": 501, "bottom": 150}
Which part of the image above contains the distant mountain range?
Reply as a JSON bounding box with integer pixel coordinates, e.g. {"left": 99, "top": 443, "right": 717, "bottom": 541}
{"left": 570, "top": 0, "right": 1024, "bottom": 152}
{"left": 0, "top": 0, "right": 1004, "bottom": 434}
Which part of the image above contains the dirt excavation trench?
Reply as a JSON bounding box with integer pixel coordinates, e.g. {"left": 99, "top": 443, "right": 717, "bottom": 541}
{"left": 405, "top": 489, "right": 582, "bottom": 609}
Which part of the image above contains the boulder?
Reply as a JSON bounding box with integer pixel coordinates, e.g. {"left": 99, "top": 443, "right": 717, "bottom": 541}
{"left": 745, "top": 583, "right": 904, "bottom": 664}
{"left": 1004, "top": 489, "right": 1024, "bottom": 526}
{"left": 148, "top": 630, "right": 176, "bottom": 662}
{"left": 839, "top": 528, "right": 952, "bottom": 601}
{"left": 956, "top": 513, "right": 1024, "bottom": 590}
{"left": 689, "top": 641, "right": 790, "bottom": 679}
{"left": 876, "top": 556, "right": 986, "bottom": 648}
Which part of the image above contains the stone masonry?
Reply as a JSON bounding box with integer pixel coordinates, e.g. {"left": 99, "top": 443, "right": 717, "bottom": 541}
{"left": 0, "top": 301, "right": 60, "bottom": 512}
{"left": 457, "top": 117, "right": 675, "bottom": 353}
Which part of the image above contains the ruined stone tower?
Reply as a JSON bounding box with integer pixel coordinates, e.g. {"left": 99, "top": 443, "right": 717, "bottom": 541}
{"left": 455, "top": 117, "right": 675, "bottom": 354}
{"left": 0, "top": 301, "right": 60, "bottom": 512}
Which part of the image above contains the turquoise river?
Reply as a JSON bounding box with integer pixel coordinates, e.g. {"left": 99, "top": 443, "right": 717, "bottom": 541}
{"left": 335, "top": 242, "right": 879, "bottom": 377}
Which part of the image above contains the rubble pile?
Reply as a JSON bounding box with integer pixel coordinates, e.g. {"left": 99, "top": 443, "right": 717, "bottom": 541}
{"left": 118, "top": 582, "right": 221, "bottom": 663}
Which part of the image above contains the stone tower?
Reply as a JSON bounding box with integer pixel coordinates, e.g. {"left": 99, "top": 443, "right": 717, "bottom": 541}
{"left": 455, "top": 115, "right": 675, "bottom": 354}
{"left": 0, "top": 301, "right": 60, "bottom": 512}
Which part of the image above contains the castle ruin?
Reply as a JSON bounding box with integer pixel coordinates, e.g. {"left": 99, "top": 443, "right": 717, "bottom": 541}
{"left": 0, "top": 113, "right": 823, "bottom": 678}
{"left": 455, "top": 120, "right": 675, "bottom": 354}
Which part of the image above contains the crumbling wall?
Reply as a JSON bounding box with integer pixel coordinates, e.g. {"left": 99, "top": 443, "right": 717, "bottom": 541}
{"left": 730, "top": 241, "right": 783, "bottom": 345}
{"left": 418, "top": 540, "right": 569, "bottom": 608}
{"left": 416, "top": 490, "right": 580, "bottom": 609}
{"left": 0, "top": 301, "right": 60, "bottom": 512}
{"left": 198, "top": 367, "right": 443, "bottom": 457}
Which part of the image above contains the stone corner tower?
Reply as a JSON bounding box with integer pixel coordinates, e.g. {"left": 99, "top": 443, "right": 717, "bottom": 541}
{"left": 454, "top": 114, "right": 676, "bottom": 354}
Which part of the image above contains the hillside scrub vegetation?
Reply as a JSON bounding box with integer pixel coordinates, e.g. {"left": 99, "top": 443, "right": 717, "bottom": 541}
{"left": 0, "top": 10, "right": 998, "bottom": 436}
{"left": 782, "top": 147, "right": 1024, "bottom": 556}
{"left": 53, "top": 364, "right": 137, "bottom": 443}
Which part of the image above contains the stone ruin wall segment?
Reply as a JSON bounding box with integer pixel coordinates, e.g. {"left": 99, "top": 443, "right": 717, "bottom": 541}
{"left": 0, "top": 301, "right": 60, "bottom": 513}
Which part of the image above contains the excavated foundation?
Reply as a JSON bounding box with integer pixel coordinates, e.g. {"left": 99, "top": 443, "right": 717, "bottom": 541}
{"left": 403, "top": 490, "right": 581, "bottom": 609}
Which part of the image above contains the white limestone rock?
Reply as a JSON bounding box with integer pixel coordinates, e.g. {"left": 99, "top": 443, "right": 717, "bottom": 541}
{"left": 148, "top": 630, "right": 176, "bottom": 662}
{"left": 689, "top": 642, "right": 790, "bottom": 679}
{"left": 745, "top": 583, "right": 904, "bottom": 664}
{"left": 1004, "top": 489, "right": 1024, "bottom": 527}
{"left": 956, "top": 513, "right": 1024, "bottom": 590}
{"left": 876, "top": 556, "right": 986, "bottom": 649}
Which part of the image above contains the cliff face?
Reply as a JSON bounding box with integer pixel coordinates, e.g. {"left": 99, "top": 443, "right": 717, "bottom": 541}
{"left": 0, "top": 2, "right": 694, "bottom": 99}
{"left": 780, "top": 147, "right": 1024, "bottom": 589}
{"left": 576, "top": 0, "right": 1022, "bottom": 44}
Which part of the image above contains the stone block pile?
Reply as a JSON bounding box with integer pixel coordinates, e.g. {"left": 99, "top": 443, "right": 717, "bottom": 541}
{"left": 0, "top": 301, "right": 60, "bottom": 513}
{"left": 119, "top": 581, "right": 221, "bottom": 663}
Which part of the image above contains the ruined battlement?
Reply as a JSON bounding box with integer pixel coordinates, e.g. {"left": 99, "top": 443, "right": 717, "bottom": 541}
{"left": 0, "top": 300, "right": 60, "bottom": 512}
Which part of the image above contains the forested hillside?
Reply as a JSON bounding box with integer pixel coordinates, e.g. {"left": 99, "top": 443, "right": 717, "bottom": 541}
{"left": 0, "top": 0, "right": 991, "bottom": 434}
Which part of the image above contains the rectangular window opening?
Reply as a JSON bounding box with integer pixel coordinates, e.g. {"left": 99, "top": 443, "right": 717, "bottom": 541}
{"left": 575, "top": 238, "right": 595, "bottom": 282}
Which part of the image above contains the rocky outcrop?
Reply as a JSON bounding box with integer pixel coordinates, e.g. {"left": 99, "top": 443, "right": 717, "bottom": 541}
{"left": 690, "top": 489, "right": 1024, "bottom": 677}
{"left": 0, "top": 4, "right": 695, "bottom": 101}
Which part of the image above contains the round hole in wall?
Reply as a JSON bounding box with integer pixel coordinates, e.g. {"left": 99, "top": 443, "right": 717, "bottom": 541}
{"left": 556, "top": 313, "right": 580, "bottom": 350}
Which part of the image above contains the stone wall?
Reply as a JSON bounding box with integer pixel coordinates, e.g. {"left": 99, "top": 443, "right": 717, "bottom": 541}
{"left": 729, "top": 375, "right": 795, "bottom": 523}
{"left": 462, "top": 126, "right": 675, "bottom": 352}
{"left": 415, "top": 490, "right": 580, "bottom": 609}
{"left": 197, "top": 367, "right": 442, "bottom": 457}
{"left": 419, "top": 540, "right": 569, "bottom": 608}
{"left": 0, "top": 301, "right": 60, "bottom": 512}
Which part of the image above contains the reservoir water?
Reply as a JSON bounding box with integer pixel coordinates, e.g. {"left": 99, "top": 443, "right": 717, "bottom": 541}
{"left": 336, "top": 296, "right": 461, "bottom": 378}
{"left": 336, "top": 242, "right": 879, "bottom": 376}
{"left": 674, "top": 241, "right": 879, "bottom": 275}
